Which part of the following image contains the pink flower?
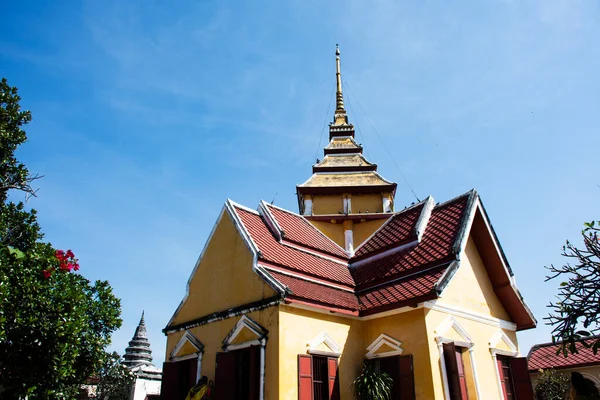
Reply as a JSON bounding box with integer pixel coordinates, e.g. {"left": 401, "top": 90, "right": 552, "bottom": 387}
{"left": 66, "top": 250, "right": 74, "bottom": 258}
{"left": 43, "top": 270, "right": 51, "bottom": 279}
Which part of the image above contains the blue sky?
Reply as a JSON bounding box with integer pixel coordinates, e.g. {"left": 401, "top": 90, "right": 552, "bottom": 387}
{"left": 2, "top": 0, "right": 599, "bottom": 365}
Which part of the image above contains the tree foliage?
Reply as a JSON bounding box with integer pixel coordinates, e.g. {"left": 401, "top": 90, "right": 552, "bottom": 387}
{"left": 0, "top": 78, "right": 123, "bottom": 399}
{"left": 546, "top": 221, "right": 600, "bottom": 355}
{"left": 95, "top": 352, "right": 135, "bottom": 400}
{"left": 534, "top": 369, "right": 570, "bottom": 400}
{"left": 352, "top": 362, "right": 394, "bottom": 400}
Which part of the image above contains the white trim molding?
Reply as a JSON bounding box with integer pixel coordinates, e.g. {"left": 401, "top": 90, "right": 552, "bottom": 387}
{"left": 169, "top": 331, "right": 204, "bottom": 381}
{"left": 425, "top": 301, "right": 517, "bottom": 331}
{"left": 222, "top": 315, "right": 268, "bottom": 400}
{"left": 365, "top": 334, "right": 404, "bottom": 359}
{"left": 307, "top": 332, "right": 341, "bottom": 356}
{"left": 434, "top": 317, "right": 482, "bottom": 400}
{"left": 489, "top": 330, "right": 518, "bottom": 357}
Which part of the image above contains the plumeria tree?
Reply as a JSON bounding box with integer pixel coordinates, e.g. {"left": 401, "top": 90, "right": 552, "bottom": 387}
{"left": 0, "top": 78, "right": 122, "bottom": 399}
{"left": 546, "top": 221, "right": 600, "bottom": 355}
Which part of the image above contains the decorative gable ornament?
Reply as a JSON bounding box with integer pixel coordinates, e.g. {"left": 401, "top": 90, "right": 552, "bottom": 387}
{"left": 169, "top": 331, "right": 204, "bottom": 361}
{"left": 222, "top": 315, "right": 268, "bottom": 351}
{"left": 435, "top": 316, "right": 474, "bottom": 349}
{"left": 307, "top": 332, "right": 341, "bottom": 356}
{"left": 365, "top": 334, "right": 404, "bottom": 359}
{"left": 489, "top": 330, "right": 518, "bottom": 357}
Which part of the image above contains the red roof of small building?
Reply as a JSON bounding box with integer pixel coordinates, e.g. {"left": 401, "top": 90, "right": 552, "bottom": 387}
{"left": 528, "top": 337, "right": 600, "bottom": 371}
{"left": 225, "top": 189, "right": 535, "bottom": 328}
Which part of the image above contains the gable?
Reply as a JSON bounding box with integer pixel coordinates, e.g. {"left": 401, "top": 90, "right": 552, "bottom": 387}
{"left": 441, "top": 235, "right": 511, "bottom": 321}
{"left": 168, "top": 209, "right": 277, "bottom": 327}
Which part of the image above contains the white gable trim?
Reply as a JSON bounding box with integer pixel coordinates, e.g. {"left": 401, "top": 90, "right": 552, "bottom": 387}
{"left": 307, "top": 332, "right": 341, "bottom": 356}
{"left": 169, "top": 331, "right": 204, "bottom": 381}
{"left": 365, "top": 334, "right": 404, "bottom": 359}
{"left": 222, "top": 315, "right": 268, "bottom": 400}
{"left": 258, "top": 200, "right": 284, "bottom": 241}
{"left": 434, "top": 316, "right": 482, "bottom": 400}
{"left": 425, "top": 301, "right": 517, "bottom": 331}
{"left": 489, "top": 330, "right": 518, "bottom": 357}
{"left": 435, "top": 316, "right": 474, "bottom": 348}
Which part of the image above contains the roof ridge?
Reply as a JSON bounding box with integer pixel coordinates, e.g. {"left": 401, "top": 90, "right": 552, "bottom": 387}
{"left": 352, "top": 197, "right": 430, "bottom": 257}
{"left": 433, "top": 189, "right": 476, "bottom": 209}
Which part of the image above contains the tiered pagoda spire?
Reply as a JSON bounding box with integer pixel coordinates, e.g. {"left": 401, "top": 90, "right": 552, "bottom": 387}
{"left": 296, "top": 45, "right": 397, "bottom": 220}
{"left": 122, "top": 311, "right": 154, "bottom": 368}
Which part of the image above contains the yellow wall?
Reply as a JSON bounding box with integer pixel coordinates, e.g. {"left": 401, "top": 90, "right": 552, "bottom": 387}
{"left": 278, "top": 305, "right": 438, "bottom": 400}
{"left": 312, "top": 194, "right": 344, "bottom": 215}
{"left": 423, "top": 235, "right": 521, "bottom": 400}
{"left": 309, "top": 220, "right": 345, "bottom": 248}
{"left": 351, "top": 193, "right": 383, "bottom": 214}
{"left": 169, "top": 211, "right": 277, "bottom": 326}
{"left": 278, "top": 305, "right": 364, "bottom": 400}
{"left": 441, "top": 236, "right": 511, "bottom": 321}
{"left": 353, "top": 218, "right": 387, "bottom": 248}
{"left": 364, "top": 308, "right": 436, "bottom": 399}
{"left": 165, "top": 307, "right": 279, "bottom": 398}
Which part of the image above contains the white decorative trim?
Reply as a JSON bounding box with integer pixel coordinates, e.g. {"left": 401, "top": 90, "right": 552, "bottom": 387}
{"left": 307, "top": 332, "right": 341, "bottom": 355}
{"left": 435, "top": 316, "right": 474, "bottom": 349}
{"left": 169, "top": 331, "right": 204, "bottom": 380}
{"left": 489, "top": 330, "right": 519, "bottom": 357}
{"left": 414, "top": 196, "right": 435, "bottom": 241}
{"left": 345, "top": 228, "right": 354, "bottom": 254}
{"left": 258, "top": 201, "right": 283, "bottom": 241}
{"left": 424, "top": 301, "right": 517, "bottom": 331}
{"left": 437, "top": 342, "right": 452, "bottom": 400}
{"left": 222, "top": 316, "right": 268, "bottom": 400}
{"left": 284, "top": 302, "right": 362, "bottom": 320}
{"left": 492, "top": 353, "right": 505, "bottom": 399}
{"left": 260, "top": 264, "right": 354, "bottom": 293}
{"left": 468, "top": 347, "right": 482, "bottom": 400}
{"left": 365, "top": 334, "right": 404, "bottom": 359}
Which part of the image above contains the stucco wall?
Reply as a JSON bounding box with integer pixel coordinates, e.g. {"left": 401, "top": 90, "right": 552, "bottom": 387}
{"left": 169, "top": 211, "right": 277, "bottom": 326}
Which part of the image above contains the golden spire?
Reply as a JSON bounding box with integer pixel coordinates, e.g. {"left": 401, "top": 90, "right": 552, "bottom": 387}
{"left": 333, "top": 44, "right": 348, "bottom": 125}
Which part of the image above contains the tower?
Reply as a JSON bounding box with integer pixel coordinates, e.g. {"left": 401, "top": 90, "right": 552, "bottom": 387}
{"left": 296, "top": 45, "right": 397, "bottom": 254}
{"left": 123, "top": 311, "right": 154, "bottom": 368}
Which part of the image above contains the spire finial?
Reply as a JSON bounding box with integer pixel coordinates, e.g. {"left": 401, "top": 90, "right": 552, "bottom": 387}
{"left": 335, "top": 44, "right": 344, "bottom": 112}
{"left": 140, "top": 310, "right": 145, "bottom": 325}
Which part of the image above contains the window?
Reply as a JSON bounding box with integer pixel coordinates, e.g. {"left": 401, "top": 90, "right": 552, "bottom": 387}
{"left": 442, "top": 343, "right": 469, "bottom": 400}
{"left": 215, "top": 346, "right": 260, "bottom": 400}
{"left": 370, "top": 355, "right": 415, "bottom": 400}
{"left": 160, "top": 358, "right": 198, "bottom": 400}
{"left": 298, "top": 354, "right": 340, "bottom": 400}
{"left": 495, "top": 356, "right": 534, "bottom": 400}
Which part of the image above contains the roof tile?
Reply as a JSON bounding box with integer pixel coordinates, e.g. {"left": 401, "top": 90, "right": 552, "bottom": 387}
{"left": 528, "top": 338, "right": 600, "bottom": 371}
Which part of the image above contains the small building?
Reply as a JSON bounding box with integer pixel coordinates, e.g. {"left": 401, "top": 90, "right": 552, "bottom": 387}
{"left": 123, "top": 312, "right": 162, "bottom": 400}
{"left": 528, "top": 337, "right": 600, "bottom": 389}
{"left": 161, "top": 46, "right": 537, "bottom": 400}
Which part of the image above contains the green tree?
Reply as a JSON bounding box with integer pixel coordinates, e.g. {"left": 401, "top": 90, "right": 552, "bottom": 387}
{"left": 0, "top": 78, "right": 123, "bottom": 399}
{"left": 95, "top": 352, "right": 135, "bottom": 400}
{"left": 546, "top": 221, "right": 600, "bottom": 355}
{"left": 352, "top": 362, "right": 394, "bottom": 400}
{"left": 534, "top": 369, "right": 570, "bottom": 400}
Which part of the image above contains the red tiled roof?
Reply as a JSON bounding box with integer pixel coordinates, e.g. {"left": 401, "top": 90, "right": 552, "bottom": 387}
{"left": 358, "top": 266, "right": 446, "bottom": 311}
{"left": 528, "top": 338, "right": 600, "bottom": 371}
{"left": 354, "top": 202, "right": 424, "bottom": 258}
{"left": 229, "top": 191, "right": 486, "bottom": 318}
{"left": 235, "top": 207, "right": 355, "bottom": 287}
{"left": 268, "top": 270, "right": 359, "bottom": 311}
{"left": 265, "top": 204, "right": 348, "bottom": 259}
{"left": 351, "top": 195, "right": 469, "bottom": 288}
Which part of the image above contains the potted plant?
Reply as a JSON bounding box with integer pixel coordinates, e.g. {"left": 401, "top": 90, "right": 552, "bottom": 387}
{"left": 352, "top": 362, "right": 393, "bottom": 400}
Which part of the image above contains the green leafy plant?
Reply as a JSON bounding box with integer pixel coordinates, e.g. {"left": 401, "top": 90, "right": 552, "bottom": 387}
{"left": 534, "top": 369, "right": 570, "bottom": 400}
{"left": 0, "top": 78, "right": 123, "bottom": 399}
{"left": 352, "top": 362, "right": 393, "bottom": 400}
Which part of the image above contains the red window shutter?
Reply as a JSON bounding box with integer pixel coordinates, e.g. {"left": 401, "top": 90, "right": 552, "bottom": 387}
{"left": 184, "top": 357, "right": 198, "bottom": 393}
{"left": 327, "top": 357, "right": 340, "bottom": 400}
{"left": 398, "top": 355, "right": 416, "bottom": 400}
{"left": 298, "top": 354, "right": 313, "bottom": 400}
{"left": 442, "top": 343, "right": 463, "bottom": 400}
{"left": 215, "top": 352, "right": 237, "bottom": 400}
{"left": 509, "top": 357, "right": 534, "bottom": 400}
{"left": 160, "top": 362, "right": 180, "bottom": 400}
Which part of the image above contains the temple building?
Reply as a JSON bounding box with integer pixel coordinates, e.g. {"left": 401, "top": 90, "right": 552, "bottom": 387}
{"left": 123, "top": 312, "right": 162, "bottom": 400}
{"left": 161, "top": 46, "right": 537, "bottom": 400}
